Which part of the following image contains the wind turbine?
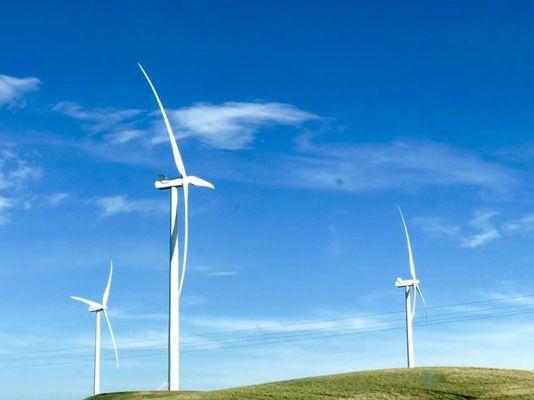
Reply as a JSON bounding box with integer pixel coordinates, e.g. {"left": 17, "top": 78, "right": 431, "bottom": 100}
{"left": 138, "top": 63, "right": 214, "bottom": 391}
{"left": 395, "top": 206, "right": 426, "bottom": 368}
{"left": 71, "top": 262, "right": 118, "bottom": 396}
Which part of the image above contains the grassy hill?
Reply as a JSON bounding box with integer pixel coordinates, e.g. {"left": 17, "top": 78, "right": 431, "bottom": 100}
{"left": 88, "top": 367, "right": 534, "bottom": 400}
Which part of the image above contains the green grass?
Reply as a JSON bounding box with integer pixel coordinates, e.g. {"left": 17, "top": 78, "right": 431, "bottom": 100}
{"left": 88, "top": 367, "right": 534, "bottom": 400}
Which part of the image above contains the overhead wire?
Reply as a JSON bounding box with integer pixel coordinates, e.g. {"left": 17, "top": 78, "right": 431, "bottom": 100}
{"left": 2, "top": 293, "right": 534, "bottom": 370}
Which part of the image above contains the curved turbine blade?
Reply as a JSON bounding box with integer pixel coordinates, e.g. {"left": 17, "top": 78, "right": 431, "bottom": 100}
{"left": 188, "top": 176, "right": 214, "bottom": 189}
{"left": 103, "top": 310, "right": 119, "bottom": 368}
{"left": 138, "top": 63, "right": 186, "bottom": 177}
{"left": 410, "top": 286, "right": 417, "bottom": 321}
{"left": 177, "top": 183, "right": 189, "bottom": 298}
{"left": 102, "top": 261, "right": 113, "bottom": 306}
{"left": 71, "top": 296, "right": 101, "bottom": 310}
{"left": 415, "top": 284, "right": 428, "bottom": 320}
{"left": 397, "top": 206, "right": 417, "bottom": 280}
{"left": 411, "top": 285, "right": 417, "bottom": 321}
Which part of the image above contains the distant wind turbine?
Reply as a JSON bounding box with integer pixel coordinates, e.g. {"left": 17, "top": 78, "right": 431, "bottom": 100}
{"left": 138, "top": 63, "right": 214, "bottom": 391}
{"left": 71, "top": 261, "right": 118, "bottom": 396}
{"left": 395, "top": 206, "right": 427, "bottom": 368}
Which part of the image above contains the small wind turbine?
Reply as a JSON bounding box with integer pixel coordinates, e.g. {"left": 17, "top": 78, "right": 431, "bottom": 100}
{"left": 71, "top": 262, "right": 118, "bottom": 396}
{"left": 138, "top": 63, "right": 214, "bottom": 391}
{"left": 395, "top": 206, "right": 427, "bottom": 368}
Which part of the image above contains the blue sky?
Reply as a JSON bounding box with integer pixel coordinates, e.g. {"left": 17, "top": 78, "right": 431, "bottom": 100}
{"left": 1, "top": 1, "right": 534, "bottom": 399}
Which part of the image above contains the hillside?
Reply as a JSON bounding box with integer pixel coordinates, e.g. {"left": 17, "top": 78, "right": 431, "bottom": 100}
{"left": 88, "top": 367, "right": 534, "bottom": 399}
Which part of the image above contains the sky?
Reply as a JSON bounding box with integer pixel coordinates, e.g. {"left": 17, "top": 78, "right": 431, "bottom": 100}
{"left": 1, "top": 1, "right": 534, "bottom": 399}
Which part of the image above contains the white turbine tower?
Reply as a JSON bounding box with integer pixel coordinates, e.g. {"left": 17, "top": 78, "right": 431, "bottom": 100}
{"left": 138, "top": 63, "right": 214, "bottom": 391}
{"left": 71, "top": 262, "right": 118, "bottom": 396}
{"left": 395, "top": 206, "right": 426, "bottom": 369}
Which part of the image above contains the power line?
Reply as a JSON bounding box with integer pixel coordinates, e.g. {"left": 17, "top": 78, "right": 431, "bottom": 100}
{"left": 4, "top": 292, "right": 533, "bottom": 362}
{"left": 1, "top": 296, "right": 534, "bottom": 370}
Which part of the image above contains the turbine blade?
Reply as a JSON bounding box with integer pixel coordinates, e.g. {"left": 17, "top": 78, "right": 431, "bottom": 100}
{"left": 103, "top": 310, "right": 119, "bottom": 368}
{"left": 177, "top": 183, "right": 189, "bottom": 298}
{"left": 187, "top": 176, "right": 215, "bottom": 189}
{"left": 411, "top": 285, "right": 417, "bottom": 321}
{"left": 416, "top": 284, "right": 428, "bottom": 320}
{"left": 71, "top": 296, "right": 101, "bottom": 310}
{"left": 138, "top": 63, "right": 186, "bottom": 177}
{"left": 102, "top": 261, "right": 113, "bottom": 306}
{"left": 397, "top": 206, "right": 417, "bottom": 280}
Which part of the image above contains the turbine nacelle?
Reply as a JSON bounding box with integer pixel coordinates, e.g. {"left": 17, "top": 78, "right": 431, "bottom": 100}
{"left": 155, "top": 177, "right": 184, "bottom": 190}
{"left": 395, "top": 277, "right": 420, "bottom": 288}
{"left": 89, "top": 304, "right": 106, "bottom": 313}
{"left": 155, "top": 175, "right": 214, "bottom": 190}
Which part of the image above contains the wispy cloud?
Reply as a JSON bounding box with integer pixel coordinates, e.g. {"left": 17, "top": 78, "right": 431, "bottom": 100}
{"left": 0, "top": 149, "right": 42, "bottom": 190}
{"left": 206, "top": 271, "right": 237, "bottom": 277}
{"left": 164, "top": 102, "right": 319, "bottom": 150}
{"left": 415, "top": 209, "right": 534, "bottom": 249}
{"left": 502, "top": 213, "right": 534, "bottom": 234}
{"left": 281, "top": 139, "right": 516, "bottom": 193}
{"left": 0, "top": 74, "right": 41, "bottom": 107}
{"left": 188, "top": 313, "right": 384, "bottom": 335}
{"left": 412, "top": 216, "right": 461, "bottom": 237}
{"left": 461, "top": 230, "right": 500, "bottom": 248}
{"left": 0, "top": 196, "right": 14, "bottom": 225}
{"left": 486, "top": 292, "right": 534, "bottom": 307}
{"left": 93, "top": 195, "right": 165, "bottom": 218}
{"left": 52, "top": 101, "right": 517, "bottom": 197}
{"left": 44, "top": 192, "right": 70, "bottom": 207}
{"left": 0, "top": 149, "right": 42, "bottom": 225}
{"left": 415, "top": 209, "right": 501, "bottom": 249}
{"left": 52, "top": 101, "right": 143, "bottom": 134}
{"left": 0, "top": 332, "right": 52, "bottom": 355}
{"left": 193, "top": 265, "right": 237, "bottom": 278}
{"left": 108, "top": 308, "right": 166, "bottom": 321}
{"left": 460, "top": 210, "right": 501, "bottom": 248}
{"left": 53, "top": 100, "right": 318, "bottom": 151}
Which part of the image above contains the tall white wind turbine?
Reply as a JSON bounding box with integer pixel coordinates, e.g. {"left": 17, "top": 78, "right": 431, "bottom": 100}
{"left": 71, "top": 262, "right": 118, "bottom": 396}
{"left": 138, "top": 63, "right": 214, "bottom": 391}
{"left": 395, "top": 206, "right": 427, "bottom": 368}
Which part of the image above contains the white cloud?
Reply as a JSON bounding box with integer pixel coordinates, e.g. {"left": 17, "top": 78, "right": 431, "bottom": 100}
{"left": 0, "top": 74, "right": 41, "bottom": 107}
{"left": 415, "top": 209, "right": 501, "bottom": 249}
{"left": 193, "top": 265, "right": 237, "bottom": 278}
{"left": 164, "top": 102, "right": 319, "bottom": 150}
{"left": 469, "top": 210, "right": 500, "bottom": 230}
{"left": 0, "top": 149, "right": 42, "bottom": 190}
{"left": 52, "top": 101, "right": 142, "bottom": 127}
{"left": 108, "top": 308, "right": 166, "bottom": 321}
{"left": 0, "top": 196, "right": 13, "bottom": 210}
{"left": 0, "top": 196, "right": 14, "bottom": 225}
{"left": 413, "top": 217, "right": 461, "bottom": 237}
{"left": 502, "top": 213, "right": 534, "bottom": 234}
{"left": 45, "top": 192, "right": 70, "bottom": 207}
{"left": 487, "top": 292, "right": 534, "bottom": 307}
{"left": 0, "top": 149, "right": 43, "bottom": 225}
{"left": 52, "top": 101, "right": 143, "bottom": 135}
{"left": 460, "top": 210, "right": 501, "bottom": 248}
{"left": 205, "top": 271, "right": 237, "bottom": 277}
{"left": 104, "top": 129, "right": 145, "bottom": 144}
{"left": 94, "top": 195, "right": 165, "bottom": 218}
{"left": 188, "top": 314, "right": 383, "bottom": 335}
{"left": 281, "top": 140, "right": 515, "bottom": 193}
{"left": 54, "top": 100, "right": 318, "bottom": 150}
{"left": 416, "top": 209, "right": 534, "bottom": 249}
{"left": 461, "top": 229, "right": 500, "bottom": 248}
{"left": 52, "top": 101, "right": 517, "bottom": 197}
{"left": 0, "top": 332, "right": 52, "bottom": 355}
